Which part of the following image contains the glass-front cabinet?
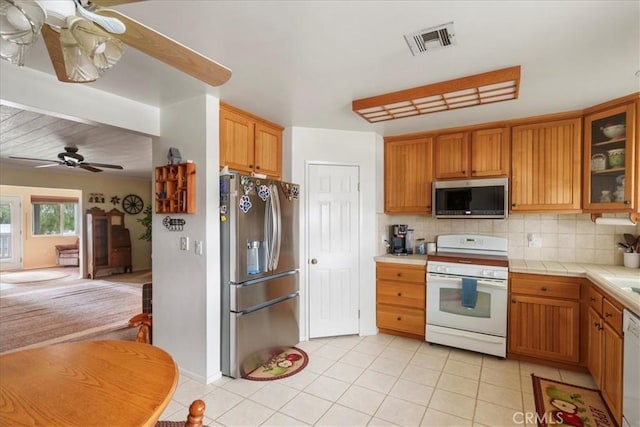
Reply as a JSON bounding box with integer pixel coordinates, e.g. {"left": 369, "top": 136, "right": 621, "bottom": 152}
{"left": 583, "top": 102, "right": 636, "bottom": 212}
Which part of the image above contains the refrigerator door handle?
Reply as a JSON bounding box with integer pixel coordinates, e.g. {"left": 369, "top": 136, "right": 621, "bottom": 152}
{"left": 272, "top": 183, "right": 282, "bottom": 269}
{"left": 267, "top": 183, "right": 278, "bottom": 270}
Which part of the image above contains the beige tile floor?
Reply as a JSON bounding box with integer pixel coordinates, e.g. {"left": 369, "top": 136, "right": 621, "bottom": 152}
{"left": 159, "top": 334, "right": 597, "bottom": 427}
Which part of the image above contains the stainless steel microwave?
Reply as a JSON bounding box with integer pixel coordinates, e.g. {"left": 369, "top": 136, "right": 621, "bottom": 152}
{"left": 433, "top": 178, "right": 508, "bottom": 219}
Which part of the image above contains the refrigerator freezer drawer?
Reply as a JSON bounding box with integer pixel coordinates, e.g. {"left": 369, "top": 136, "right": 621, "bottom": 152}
{"left": 228, "top": 294, "right": 299, "bottom": 378}
{"left": 231, "top": 271, "right": 298, "bottom": 312}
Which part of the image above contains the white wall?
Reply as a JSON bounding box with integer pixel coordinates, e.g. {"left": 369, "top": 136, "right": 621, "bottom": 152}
{"left": 290, "top": 127, "right": 381, "bottom": 339}
{"left": 0, "top": 63, "right": 159, "bottom": 135}
{"left": 153, "top": 95, "right": 221, "bottom": 383}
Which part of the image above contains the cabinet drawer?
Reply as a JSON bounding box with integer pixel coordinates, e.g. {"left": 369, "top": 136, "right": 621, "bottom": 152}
{"left": 377, "top": 263, "right": 425, "bottom": 283}
{"left": 602, "top": 299, "right": 622, "bottom": 335}
{"left": 377, "top": 305, "right": 425, "bottom": 335}
{"left": 510, "top": 279, "right": 580, "bottom": 300}
{"left": 585, "top": 285, "right": 603, "bottom": 315}
{"left": 377, "top": 281, "right": 425, "bottom": 309}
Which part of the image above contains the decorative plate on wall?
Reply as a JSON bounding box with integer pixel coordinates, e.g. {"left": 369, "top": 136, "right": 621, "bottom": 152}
{"left": 122, "top": 194, "right": 144, "bottom": 215}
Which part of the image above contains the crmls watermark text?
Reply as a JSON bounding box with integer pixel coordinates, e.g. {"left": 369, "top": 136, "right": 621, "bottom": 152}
{"left": 514, "top": 407, "right": 614, "bottom": 426}
{"left": 512, "top": 412, "right": 564, "bottom": 425}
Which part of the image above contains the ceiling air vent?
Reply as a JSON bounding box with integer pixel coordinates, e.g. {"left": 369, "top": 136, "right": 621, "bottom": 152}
{"left": 404, "top": 22, "right": 456, "bottom": 56}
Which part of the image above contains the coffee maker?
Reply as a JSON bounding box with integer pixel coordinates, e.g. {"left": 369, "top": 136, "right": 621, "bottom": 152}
{"left": 388, "top": 224, "right": 409, "bottom": 255}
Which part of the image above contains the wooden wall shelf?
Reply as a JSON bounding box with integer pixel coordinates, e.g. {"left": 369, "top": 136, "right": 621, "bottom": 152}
{"left": 154, "top": 163, "right": 196, "bottom": 214}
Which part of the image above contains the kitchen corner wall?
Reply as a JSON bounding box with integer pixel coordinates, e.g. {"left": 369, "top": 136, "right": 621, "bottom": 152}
{"left": 378, "top": 213, "right": 639, "bottom": 266}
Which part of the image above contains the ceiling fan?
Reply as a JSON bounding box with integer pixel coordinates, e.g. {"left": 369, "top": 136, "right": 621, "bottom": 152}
{"left": 0, "top": 0, "right": 232, "bottom": 86}
{"left": 9, "top": 146, "right": 124, "bottom": 172}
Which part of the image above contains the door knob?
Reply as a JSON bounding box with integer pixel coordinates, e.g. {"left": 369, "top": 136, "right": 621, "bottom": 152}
{"left": 310, "top": 258, "right": 318, "bottom": 264}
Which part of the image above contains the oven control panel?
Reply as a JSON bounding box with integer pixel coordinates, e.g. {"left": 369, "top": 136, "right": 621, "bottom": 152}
{"left": 427, "top": 261, "right": 508, "bottom": 280}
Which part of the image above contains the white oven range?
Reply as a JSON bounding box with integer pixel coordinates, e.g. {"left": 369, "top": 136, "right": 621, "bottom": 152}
{"left": 426, "top": 234, "right": 509, "bottom": 358}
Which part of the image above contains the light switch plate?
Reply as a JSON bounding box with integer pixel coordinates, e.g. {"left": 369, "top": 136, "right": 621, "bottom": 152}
{"left": 194, "top": 240, "right": 202, "bottom": 255}
{"left": 180, "top": 236, "right": 189, "bottom": 251}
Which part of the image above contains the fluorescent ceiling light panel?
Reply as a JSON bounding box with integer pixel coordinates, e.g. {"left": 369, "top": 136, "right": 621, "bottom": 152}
{"left": 352, "top": 66, "right": 521, "bottom": 123}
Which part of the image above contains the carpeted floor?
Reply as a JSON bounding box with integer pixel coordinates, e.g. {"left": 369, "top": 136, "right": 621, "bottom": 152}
{"left": 0, "top": 278, "right": 142, "bottom": 354}
{"left": 0, "top": 270, "right": 70, "bottom": 284}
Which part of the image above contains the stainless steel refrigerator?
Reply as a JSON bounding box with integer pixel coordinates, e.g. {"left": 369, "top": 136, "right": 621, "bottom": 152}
{"left": 220, "top": 173, "right": 300, "bottom": 378}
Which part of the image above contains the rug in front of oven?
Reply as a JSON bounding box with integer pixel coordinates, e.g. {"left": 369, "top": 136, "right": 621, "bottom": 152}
{"left": 243, "top": 347, "right": 308, "bottom": 381}
{"left": 531, "top": 375, "right": 615, "bottom": 427}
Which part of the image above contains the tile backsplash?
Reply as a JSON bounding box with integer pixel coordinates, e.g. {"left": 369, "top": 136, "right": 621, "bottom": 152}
{"left": 378, "top": 213, "right": 639, "bottom": 266}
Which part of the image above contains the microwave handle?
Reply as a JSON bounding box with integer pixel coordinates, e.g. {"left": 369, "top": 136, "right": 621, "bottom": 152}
{"left": 426, "top": 273, "right": 507, "bottom": 290}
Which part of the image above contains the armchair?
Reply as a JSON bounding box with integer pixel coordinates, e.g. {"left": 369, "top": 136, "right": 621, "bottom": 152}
{"left": 55, "top": 238, "right": 79, "bottom": 266}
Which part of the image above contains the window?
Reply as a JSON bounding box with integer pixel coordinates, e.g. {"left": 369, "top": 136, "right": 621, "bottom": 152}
{"left": 31, "top": 197, "right": 79, "bottom": 236}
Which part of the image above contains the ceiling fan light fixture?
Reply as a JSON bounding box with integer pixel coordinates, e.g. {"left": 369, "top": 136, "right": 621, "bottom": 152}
{"left": 0, "top": 0, "right": 46, "bottom": 65}
{"left": 352, "top": 66, "right": 521, "bottom": 123}
{"left": 67, "top": 16, "right": 122, "bottom": 70}
{"left": 60, "top": 23, "right": 100, "bottom": 82}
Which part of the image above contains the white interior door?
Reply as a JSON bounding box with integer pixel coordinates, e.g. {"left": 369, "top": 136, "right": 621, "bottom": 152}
{"left": 308, "top": 164, "right": 359, "bottom": 338}
{"left": 0, "top": 195, "right": 23, "bottom": 270}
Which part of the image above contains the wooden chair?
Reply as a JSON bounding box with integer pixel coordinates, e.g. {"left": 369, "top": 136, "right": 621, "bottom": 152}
{"left": 128, "top": 313, "right": 152, "bottom": 344}
{"left": 156, "top": 399, "right": 206, "bottom": 427}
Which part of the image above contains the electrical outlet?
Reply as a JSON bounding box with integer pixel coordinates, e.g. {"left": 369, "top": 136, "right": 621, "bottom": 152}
{"left": 527, "top": 233, "right": 542, "bottom": 248}
{"left": 180, "top": 236, "right": 189, "bottom": 251}
{"left": 194, "top": 240, "right": 202, "bottom": 255}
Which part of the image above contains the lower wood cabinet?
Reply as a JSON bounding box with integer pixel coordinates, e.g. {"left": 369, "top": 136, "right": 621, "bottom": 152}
{"left": 376, "top": 262, "right": 425, "bottom": 339}
{"left": 508, "top": 273, "right": 581, "bottom": 363}
{"left": 585, "top": 283, "right": 623, "bottom": 426}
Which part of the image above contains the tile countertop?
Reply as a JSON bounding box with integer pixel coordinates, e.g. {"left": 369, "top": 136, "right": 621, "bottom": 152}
{"left": 373, "top": 253, "right": 428, "bottom": 266}
{"left": 510, "top": 259, "right": 640, "bottom": 317}
{"left": 373, "top": 254, "right": 640, "bottom": 317}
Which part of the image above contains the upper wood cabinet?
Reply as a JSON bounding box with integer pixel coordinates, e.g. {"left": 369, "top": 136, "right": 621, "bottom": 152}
{"left": 510, "top": 118, "right": 582, "bottom": 213}
{"left": 583, "top": 101, "right": 637, "bottom": 213}
{"left": 434, "top": 127, "right": 509, "bottom": 179}
{"left": 384, "top": 136, "right": 433, "bottom": 214}
{"left": 220, "top": 103, "right": 283, "bottom": 179}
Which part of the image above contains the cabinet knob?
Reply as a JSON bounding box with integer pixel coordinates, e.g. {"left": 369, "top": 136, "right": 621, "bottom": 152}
{"left": 255, "top": 165, "right": 261, "bottom": 170}
{"left": 249, "top": 164, "right": 254, "bottom": 168}
{"left": 512, "top": 203, "right": 517, "bottom": 208}
{"left": 590, "top": 297, "right": 596, "bottom": 302}
{"left": 605, "top": 312, "right": 612, "bottom": 318}
{"left": 397, "top": 292, "right": 402, "bottom": 297}
{"left": 511, "top": 299, "right": 516, "bottom": 304}
{"left": 397, "top": 316, "right": 402, "bottom": 321}
{"left": 310, "top": 258, "right": 318, "bottom": 264}
{"left": 471, "top": 170, "right": 476, "bottom": 175}
{"left": 541, "top": 287, "right": 548, "bottom": 291}
{"left": 624, "top": 200, "right": 630, "bottom": 205}
{"left": 462, "top": 170, "right": 466, "bottom": 175}
{"left": 594, "top": 321, "right": 600, "bottom": 327}
{"left": 396, "top": 272, "right": 402, "bottom": 277}
{"left": 598, "top": 325, "right": 603, "bottom": 331}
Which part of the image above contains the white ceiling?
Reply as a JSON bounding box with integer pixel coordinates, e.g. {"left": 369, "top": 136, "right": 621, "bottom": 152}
{"left": 1, "top": 0, "right": 639, "bottom": 179}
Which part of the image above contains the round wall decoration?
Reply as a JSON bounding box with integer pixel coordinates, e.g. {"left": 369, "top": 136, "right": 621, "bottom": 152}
{"left": 122, "top": 194, "right": 144, "bottom": 215}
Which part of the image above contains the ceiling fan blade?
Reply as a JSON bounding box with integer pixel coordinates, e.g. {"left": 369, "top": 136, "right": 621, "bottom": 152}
{"left": 94, "top": 9, "right": 232, "bottom": 87}
{"left": 79, "top": 164, "right": 103, "bottom": 172}
{"left": 9, "top": 156, "right": 60, "bottom": 163}
{"left": 91, "top": 0, "right": 144, "bottom": 6}
{"left": 83, "top": 162, "right": 124, "bottom": 169}
{"left": 41, "top": 25, "right": 75, "bottom": 83}
{"left": 35, "top": 163, "right": 64, "bottom": 168}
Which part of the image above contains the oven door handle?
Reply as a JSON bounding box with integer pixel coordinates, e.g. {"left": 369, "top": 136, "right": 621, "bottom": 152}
{"left": 431, "top": 326, "right": 505, "bottom": 344}
{"left": 426, "top": 274, "right": 507, "bottom": 290}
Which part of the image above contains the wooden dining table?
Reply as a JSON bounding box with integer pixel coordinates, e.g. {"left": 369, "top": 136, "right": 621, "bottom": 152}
{"left": 0, "top": 340, "right": 178, "bottom": 426}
